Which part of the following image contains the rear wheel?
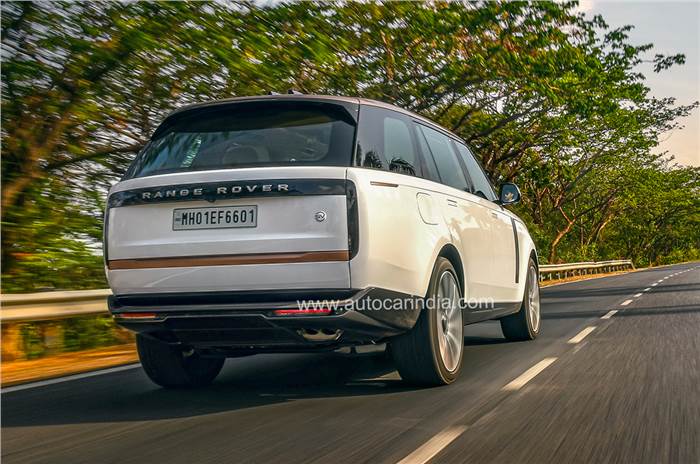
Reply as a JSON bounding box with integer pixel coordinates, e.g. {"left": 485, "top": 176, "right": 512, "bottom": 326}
{"left": 136, "top": 334, "right": 224, "bottom": 388}
{"left": 500, "top": 258, "right": 541, "bottom": 341}
{"left": 391, "top": 258, "right": 464, "bottom": 386}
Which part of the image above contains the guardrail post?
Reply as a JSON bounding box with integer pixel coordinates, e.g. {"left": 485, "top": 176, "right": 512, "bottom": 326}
{"left": 1, "top": 323, "right": 24, "bottom": 362}
{"left": 43, "top": 322, "right": 64, "bottom": 356}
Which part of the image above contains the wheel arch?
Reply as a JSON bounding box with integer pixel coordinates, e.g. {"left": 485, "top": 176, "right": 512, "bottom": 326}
{"left": 437, "top": 243, "right": 465, "bottom": 295}
{"left": 530, "top": 248, "right": 539, "bottom": 270}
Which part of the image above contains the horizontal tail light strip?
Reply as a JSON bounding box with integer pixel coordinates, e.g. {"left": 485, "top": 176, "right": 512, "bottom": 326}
{"left": 114, "top": 312, "right": 159, "bottom": 320}
{"left": 108, "top": 250, "right": 350, "bottom": 270}
{"left": 272, "top": 308, "right": 333, "bottom": 316}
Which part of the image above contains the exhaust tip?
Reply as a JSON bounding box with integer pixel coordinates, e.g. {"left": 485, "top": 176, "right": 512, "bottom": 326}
{"left": 298, "top": 328, "right": 342, "bottom": 342}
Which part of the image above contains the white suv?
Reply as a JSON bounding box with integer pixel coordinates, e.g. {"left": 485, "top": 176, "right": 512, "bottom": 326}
{"left": 105, "top": 95, "right": 540, "bottom": 388}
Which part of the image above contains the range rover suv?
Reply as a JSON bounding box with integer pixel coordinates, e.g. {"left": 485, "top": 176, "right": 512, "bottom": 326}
{"left": 105, "top": 95, "right": 540, "bottom": 388}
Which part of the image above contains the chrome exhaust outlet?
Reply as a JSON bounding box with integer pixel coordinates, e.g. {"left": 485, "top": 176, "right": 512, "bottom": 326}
{"left": 298, "top": 328, "right": 342, "bottom": 342}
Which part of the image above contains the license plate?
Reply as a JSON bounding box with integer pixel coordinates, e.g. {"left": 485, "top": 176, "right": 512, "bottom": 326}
{"left": 173, "top": 206, "right": 257, "bottom": 230}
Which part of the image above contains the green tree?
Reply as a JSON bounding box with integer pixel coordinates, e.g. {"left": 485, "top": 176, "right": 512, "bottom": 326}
{"left": 2, "top": 1, "right": 697, "bottom": 290}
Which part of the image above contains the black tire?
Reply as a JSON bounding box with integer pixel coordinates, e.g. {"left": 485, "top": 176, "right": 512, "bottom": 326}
{"left": 136, "top": 334, "right": 224, "bottom": 388}
{"left": 500, "top": 258, "right": 541, "bottom": 341}
{"left": 390, "top": 258, "right": 464, "bottom": 386}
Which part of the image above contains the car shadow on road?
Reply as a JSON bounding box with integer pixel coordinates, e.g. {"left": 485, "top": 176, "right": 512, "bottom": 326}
{"left": 463, "top": 335, "right": 508, "bottom": 345}
{"left": 1, "top": 351, "right": 401, "bottom": 427}
{"left": 2, "top": 333, "right": 505, "bottom": 429}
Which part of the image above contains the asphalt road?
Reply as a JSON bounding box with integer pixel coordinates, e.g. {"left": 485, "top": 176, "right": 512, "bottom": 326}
{"left": 2, "top": 262, "right": 699, "bottom": 464}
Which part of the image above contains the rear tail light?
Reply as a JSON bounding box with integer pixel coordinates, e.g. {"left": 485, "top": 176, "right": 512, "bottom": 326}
{"left": 346, "top": 180, "right": 359, "bottom": 259}
{"left": 103, "top": 206, "right": 110, "bottom": 264}
{"left": 114, "top": 312, "right": 160, "bottom": 320}
{"left": 272, "top": 308, "right": 333, "bottom": 316}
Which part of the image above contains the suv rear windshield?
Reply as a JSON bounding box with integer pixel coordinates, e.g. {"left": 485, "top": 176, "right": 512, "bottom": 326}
{"left": 123, "top": 101, "right": 356, "bottom": 179}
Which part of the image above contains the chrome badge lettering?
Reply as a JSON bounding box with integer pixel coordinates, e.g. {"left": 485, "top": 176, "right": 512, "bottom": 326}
{"left": 138, "top": 183, "right": 293, "bottom": 202}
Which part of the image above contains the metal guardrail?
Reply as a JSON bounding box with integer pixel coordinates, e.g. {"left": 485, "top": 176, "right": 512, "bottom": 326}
{"left": 0, "top": 289, "right": 111, "bottom": 322}
{"left": 539, "top": 260, "right": 634, "bottom": 282}
{"left": 0, "top": 260, "right": 634, "bottom": 321}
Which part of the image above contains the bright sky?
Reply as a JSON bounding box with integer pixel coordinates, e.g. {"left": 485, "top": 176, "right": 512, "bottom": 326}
{"left": 580, "top": 0, "right": 700, "bottom": 167}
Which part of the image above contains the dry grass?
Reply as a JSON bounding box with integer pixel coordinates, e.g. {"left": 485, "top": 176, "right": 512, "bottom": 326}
{"left": 1, "top": 343, "right": 137, "bottom": 387}
{"left": 540, "top": 270, "right": 631, "bottom": 287}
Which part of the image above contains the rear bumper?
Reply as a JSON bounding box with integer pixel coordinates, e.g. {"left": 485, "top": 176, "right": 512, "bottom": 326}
{"left": 106, "top": 261, "right": 351, "bottom": 295}
{"left": 109, "top": 288, "right": 421, "bottom": 352}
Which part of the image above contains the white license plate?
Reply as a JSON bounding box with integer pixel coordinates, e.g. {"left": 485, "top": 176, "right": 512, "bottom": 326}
{"left": 173, "top": 205, "right": 257, "bottom": 230}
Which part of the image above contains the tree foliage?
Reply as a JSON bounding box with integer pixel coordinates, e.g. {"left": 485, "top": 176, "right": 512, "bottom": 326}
{"left": 2, "top": 1, "right": 698, "bottom": 291}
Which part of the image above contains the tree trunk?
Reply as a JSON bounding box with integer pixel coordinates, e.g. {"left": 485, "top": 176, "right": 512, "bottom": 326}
{"left": 548, "top": 207, "right": 575, "bottom": 263}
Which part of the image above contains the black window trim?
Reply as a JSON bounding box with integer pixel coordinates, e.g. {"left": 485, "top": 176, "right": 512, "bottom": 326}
{"left": 355, "top": 102, "right": 501, "bottom": 202}
{"left": 354, "top": 106, "right": 438, "bottom": 182}
{"left": 414, "top": 121, "right": 477, "bottom": 195}
{"left": 448, "top": 138, "right": 476, "bottom": 194}
{"left": 410, "top": 119, "right": 443, "bottom": 184}
{"left": 382, "top": 109, "right": 426, "bottom": 179}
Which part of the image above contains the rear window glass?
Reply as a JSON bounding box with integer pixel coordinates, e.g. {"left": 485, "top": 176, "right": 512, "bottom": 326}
{"left": 124, "top": 102, "right": 356, "bottom": 179}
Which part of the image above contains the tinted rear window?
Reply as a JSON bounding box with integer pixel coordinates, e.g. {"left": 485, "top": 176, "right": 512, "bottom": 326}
{"left": 124, "top": 101, "right": 356, "bottom": 179}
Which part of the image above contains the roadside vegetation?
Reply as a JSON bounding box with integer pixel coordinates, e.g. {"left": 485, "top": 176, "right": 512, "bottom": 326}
{"left": 2, "top": 1, "right": 699, "bottom": 292}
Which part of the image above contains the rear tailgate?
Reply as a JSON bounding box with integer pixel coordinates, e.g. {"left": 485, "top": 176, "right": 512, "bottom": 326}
{"left": 105, "top": 167, "right": 351, "bottom": 294}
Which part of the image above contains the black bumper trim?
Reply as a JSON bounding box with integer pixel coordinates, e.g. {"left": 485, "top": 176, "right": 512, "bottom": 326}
{"left": 109, "top": 287, "right": 424, "bottom": 347}
{"left": 111, "top": 288, "right": 359, "bottom": 306}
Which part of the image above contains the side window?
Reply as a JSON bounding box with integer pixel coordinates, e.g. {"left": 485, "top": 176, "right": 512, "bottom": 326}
{"left": 355, "top": 106, "right": 419, "bottom": 177}
{"left": 417, "top": 125, "right": 470, "bottom": 192}
{"left": 384, "top": 118, "right": 417, "bottom": 175}
{"left": 413, "top": 123, "right": 441, "bottom": 182}
{"left": 455, "top": 143, "right": 497, "bottom": 201}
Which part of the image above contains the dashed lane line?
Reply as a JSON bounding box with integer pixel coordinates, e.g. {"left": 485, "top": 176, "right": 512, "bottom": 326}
{"left": 568, "top": 326, "right": 597, "bottom": 344}
{"left": 620, "top": 299, "right": 633, "bottom": 306}
{"left": 396, "top": 425, "right": 468, "bottom": 464}
{"left": 601, "top": 310, "right": 618, "bottom": 319}
{"left": 397, "top": 356, "right": 559, "bottom": 463}
{"left": 502, "top": 357, "right": 559, "bottom": 391}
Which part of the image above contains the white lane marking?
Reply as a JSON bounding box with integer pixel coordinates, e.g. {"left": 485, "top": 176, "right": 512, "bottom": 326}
{"left": 652, "top": 283, "right": 658, "bottom": 286}
{"left": 502, "top": 358, "right": 558, "bottom": 391}
{"left": 396, "top": 425, "right": 468, "bottom": 464}
{"left": 633, "top": 293, "right": 642, "bottom": 297}
{"left": 568, "top": 326, "right": 597, "bottom": 344}
{"left": 2, "top": 364, "right": 141, "bottom": 393}
{"left": 643, "top": 287, "right": 651, "bottom": 292}
{"left": 620, "top": 299, "right": 633, "bottom": 306}
{"left": 601, "top": 310, "right": 618, "bottom": 319}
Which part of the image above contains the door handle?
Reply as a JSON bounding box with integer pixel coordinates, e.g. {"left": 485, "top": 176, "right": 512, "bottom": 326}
{"left": 447, "top": 199, "right": 458, "bottom": 207}
{"left": 490, "top": 211, "right": 499, "bottom": 218}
